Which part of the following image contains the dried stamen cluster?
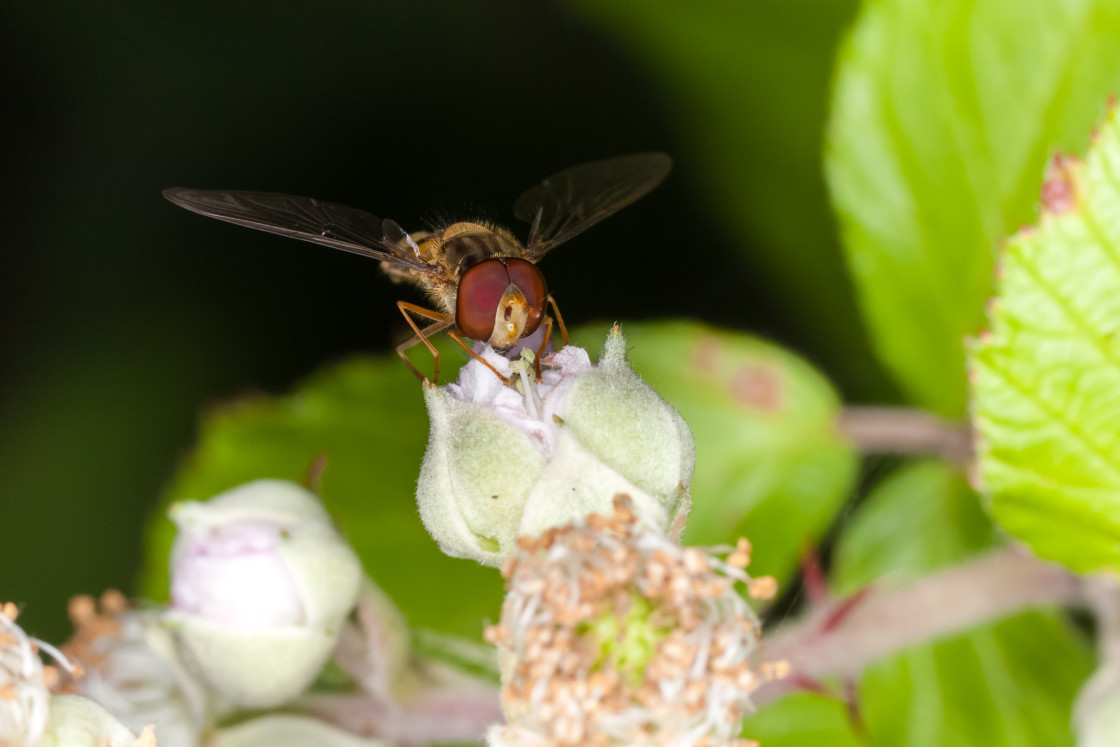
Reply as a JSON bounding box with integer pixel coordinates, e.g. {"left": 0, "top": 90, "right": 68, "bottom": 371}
{"left": 486, "top": 496, "right": 776, "bottom": 747}
{"left": 54, "top": 591, "right": 128, "bottom": 692}
{"left": 56, "top": 591, "right": 202, "bottom": 746}
{"left": 0, "top": 603, "right": 51, "bottom": 747}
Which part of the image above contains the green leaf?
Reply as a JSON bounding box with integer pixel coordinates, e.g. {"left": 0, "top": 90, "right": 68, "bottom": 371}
{"left": 971, "top": 106, "right": 1120, "bottom": 573}
{"left": 575, "top": 321, "right": 858, "bottom": 587}
{"left": 833, "top": 462, "right": 993, "bottom": 589}
{"left": 833, "top": 461, "right": 1092, "bottom": 747}
{"left": 140, "top": 345, "right": 505, "bottom": 639}
{"left": 741, "top": 693, "right": 866, "bottom": 747}
{"left": 827, "top": 0, "right": 1120, "bottom": 415}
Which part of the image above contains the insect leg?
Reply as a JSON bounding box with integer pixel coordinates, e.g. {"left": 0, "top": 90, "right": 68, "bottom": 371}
{"left": 547, "top": 295, "right": 570, "bottom": 346}
{"left": 447, "top": 331, "right": 512, "bottom": 385}
{"left": 533, "top": 316, "right": 554, "bottom": 381}
{"left": 396, "top": 301, "right": 453, "bottom": 383}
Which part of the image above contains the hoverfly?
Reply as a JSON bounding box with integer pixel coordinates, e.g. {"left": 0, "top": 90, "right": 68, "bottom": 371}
{"left": 163, "top": 153, "right": 671, "bottom": 383}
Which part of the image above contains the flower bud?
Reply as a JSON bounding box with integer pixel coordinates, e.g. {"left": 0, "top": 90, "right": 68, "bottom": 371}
{"left": 0, "top": 603, "right": 50, "bottom": 747}
{"left": 38, "top": 695, "right": 142, "bottom": 747}
{"left": 209, "top": 714, "right": 388, "bottom": 747}
{"left": 417, "top": 327, "right": 694, "bottom": 565}
{"left": 165, "top": 479, "right": 362, "bottom": 708}
{"left": 1077, "top": 661, "right": 1120, "bottom": 747}
{"left": 484, "top": 496, "right": 764, "bottom": 747}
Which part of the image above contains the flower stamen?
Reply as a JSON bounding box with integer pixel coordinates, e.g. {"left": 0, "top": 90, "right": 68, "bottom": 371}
{"left": 487, "top": 496, "right": 768, "bottom": 747}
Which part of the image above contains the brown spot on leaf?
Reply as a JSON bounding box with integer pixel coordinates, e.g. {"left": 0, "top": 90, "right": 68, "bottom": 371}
{"left": 692, "top": 335, "right": 721, "bottom": 374}
{"left": 1040, "top": 154, "right": 1081, "bottom": 215}
{"left": 731, "top": 365, "right": 782, "bottom": 412}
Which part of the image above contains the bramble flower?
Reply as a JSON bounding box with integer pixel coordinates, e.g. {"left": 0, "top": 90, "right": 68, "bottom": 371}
{"left": 1, "top": 602, "right": 51, "bottom": 747}
{"left": 165, "top": 479, "right": 363, "bottom": 708}
{"left": 57, "top": 592, "right": 204, "bottom": 747}
{"left": 417, "top": 326, "right": 695, "bottom": 565}
{"left": 483, "top": 496, "right": 774, "bottom": 747}
{"left": 1, "top": 602, "right": 148, "bottom": 747}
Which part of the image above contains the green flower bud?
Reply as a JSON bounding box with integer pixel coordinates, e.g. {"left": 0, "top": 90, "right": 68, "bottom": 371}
{"left": 1077, "top": 662, "right": 1120, "bottom": 747}
{"left": 165, "top": 480, "right": 362, "bottom": 708}
{"left": 209, "top": 714, "right": 388, "bottom": 747}
{"left": 417, "top": 327, "right": 694, "bottom": 565}
{"left": 38, "top": 695, "right": 139, "bottom": 747}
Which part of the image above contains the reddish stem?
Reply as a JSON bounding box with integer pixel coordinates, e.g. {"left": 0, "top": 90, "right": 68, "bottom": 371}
{"left": 753, "top": 547, "right": 1083, "bottom": 706}
{"left": 837, "top": 407, "right": 972, "bottom": 465}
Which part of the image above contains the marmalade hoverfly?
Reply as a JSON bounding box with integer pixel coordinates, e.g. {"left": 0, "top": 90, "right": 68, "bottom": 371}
{"left": 164, "top": 153, "right": 671, "bottom": 382}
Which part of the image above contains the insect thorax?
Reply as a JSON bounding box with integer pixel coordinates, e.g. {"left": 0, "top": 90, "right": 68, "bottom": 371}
{"left": 420, "top": 222, "right": 526, "bottom": 312}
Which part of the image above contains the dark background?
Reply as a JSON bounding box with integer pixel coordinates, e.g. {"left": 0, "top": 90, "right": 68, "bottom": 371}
{"left": 1, "top": 0, "right": 887, "bottom": 640}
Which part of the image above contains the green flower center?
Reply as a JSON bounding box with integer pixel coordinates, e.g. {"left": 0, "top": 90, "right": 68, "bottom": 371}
{"left": 580, "top": 594, "right": 670, "bottom": 687}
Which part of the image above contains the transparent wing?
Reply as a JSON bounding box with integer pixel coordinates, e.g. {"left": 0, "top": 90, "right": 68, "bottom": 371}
{"left": 514, "top": 153, "right": 672, "bottom": 259}
{"left": 162, "top": 188, "right": 436, "bottom": 272}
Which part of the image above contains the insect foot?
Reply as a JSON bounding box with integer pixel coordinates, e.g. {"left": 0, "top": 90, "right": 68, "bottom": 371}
{"left": 416, "top": 325, "right": 695, "bottom": 566}
{"left": 164, "top": 480, "right": 363, "bottom": 709}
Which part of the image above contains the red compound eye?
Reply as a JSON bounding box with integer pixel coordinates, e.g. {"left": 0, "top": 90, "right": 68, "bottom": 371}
{"left": 456, "top": 259, "right": 510, "bottom": 341}
{"left": 505, "top": 258, "right": 548, "bottom": 335}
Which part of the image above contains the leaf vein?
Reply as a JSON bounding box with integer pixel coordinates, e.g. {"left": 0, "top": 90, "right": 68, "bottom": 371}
{"left": 1013, "top": 237, "right": 1120, "bottom": 373}
{"left": 978, "top": 356, "right": 1120, "bottom": 482}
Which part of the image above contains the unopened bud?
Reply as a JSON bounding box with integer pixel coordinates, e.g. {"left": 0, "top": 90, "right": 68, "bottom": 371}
{"left": 38, "top": 695, "right": 142, "bottom": 747}
{"left": 165, "top": 480, "right": 362, "bottom": 708}
{"left": 208, "top": 714, "right": 388, "bottom": 747}
{"left": 1077, "top": 662, "right": 1120, "bottom": 747}
{"left": 417, "top": 327, "right": 694, "bottom": 565}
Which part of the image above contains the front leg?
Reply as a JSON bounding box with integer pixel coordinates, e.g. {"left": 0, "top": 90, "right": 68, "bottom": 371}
{"left": 547, "top": 294, "right": 570, "bottom": 346}
{"left": 447, "top": 331, "right": 511, "bottom": 385}
{"left": 533, "top": 317, "right": 554, "bottom": 381}
{"left": 396, "top": 301, "right": 453, "bottom": 383}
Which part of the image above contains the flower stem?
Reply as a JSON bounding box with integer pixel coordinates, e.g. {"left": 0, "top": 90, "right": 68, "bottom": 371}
{"left": 836, "top": 406, "right": 972, "bottom": 465}
{"left": 753, "top": 547, "right": 1083, "bottom": 706}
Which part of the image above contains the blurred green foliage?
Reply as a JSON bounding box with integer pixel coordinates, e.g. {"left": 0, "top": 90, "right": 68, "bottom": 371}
{"left": 827, "top": 0, "right": 1120, "bottom": 415}
{"left": 742, "top": 692, "right": 865, "bottom": 746}
{"left": 833, "top": 462, "right": 1092, "bottom": 746}
{"left": 571, "top": 323, "right": 855, "bottom": 585}
{"left": 572, "top": 0, "right": 886, "bottom": 395}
